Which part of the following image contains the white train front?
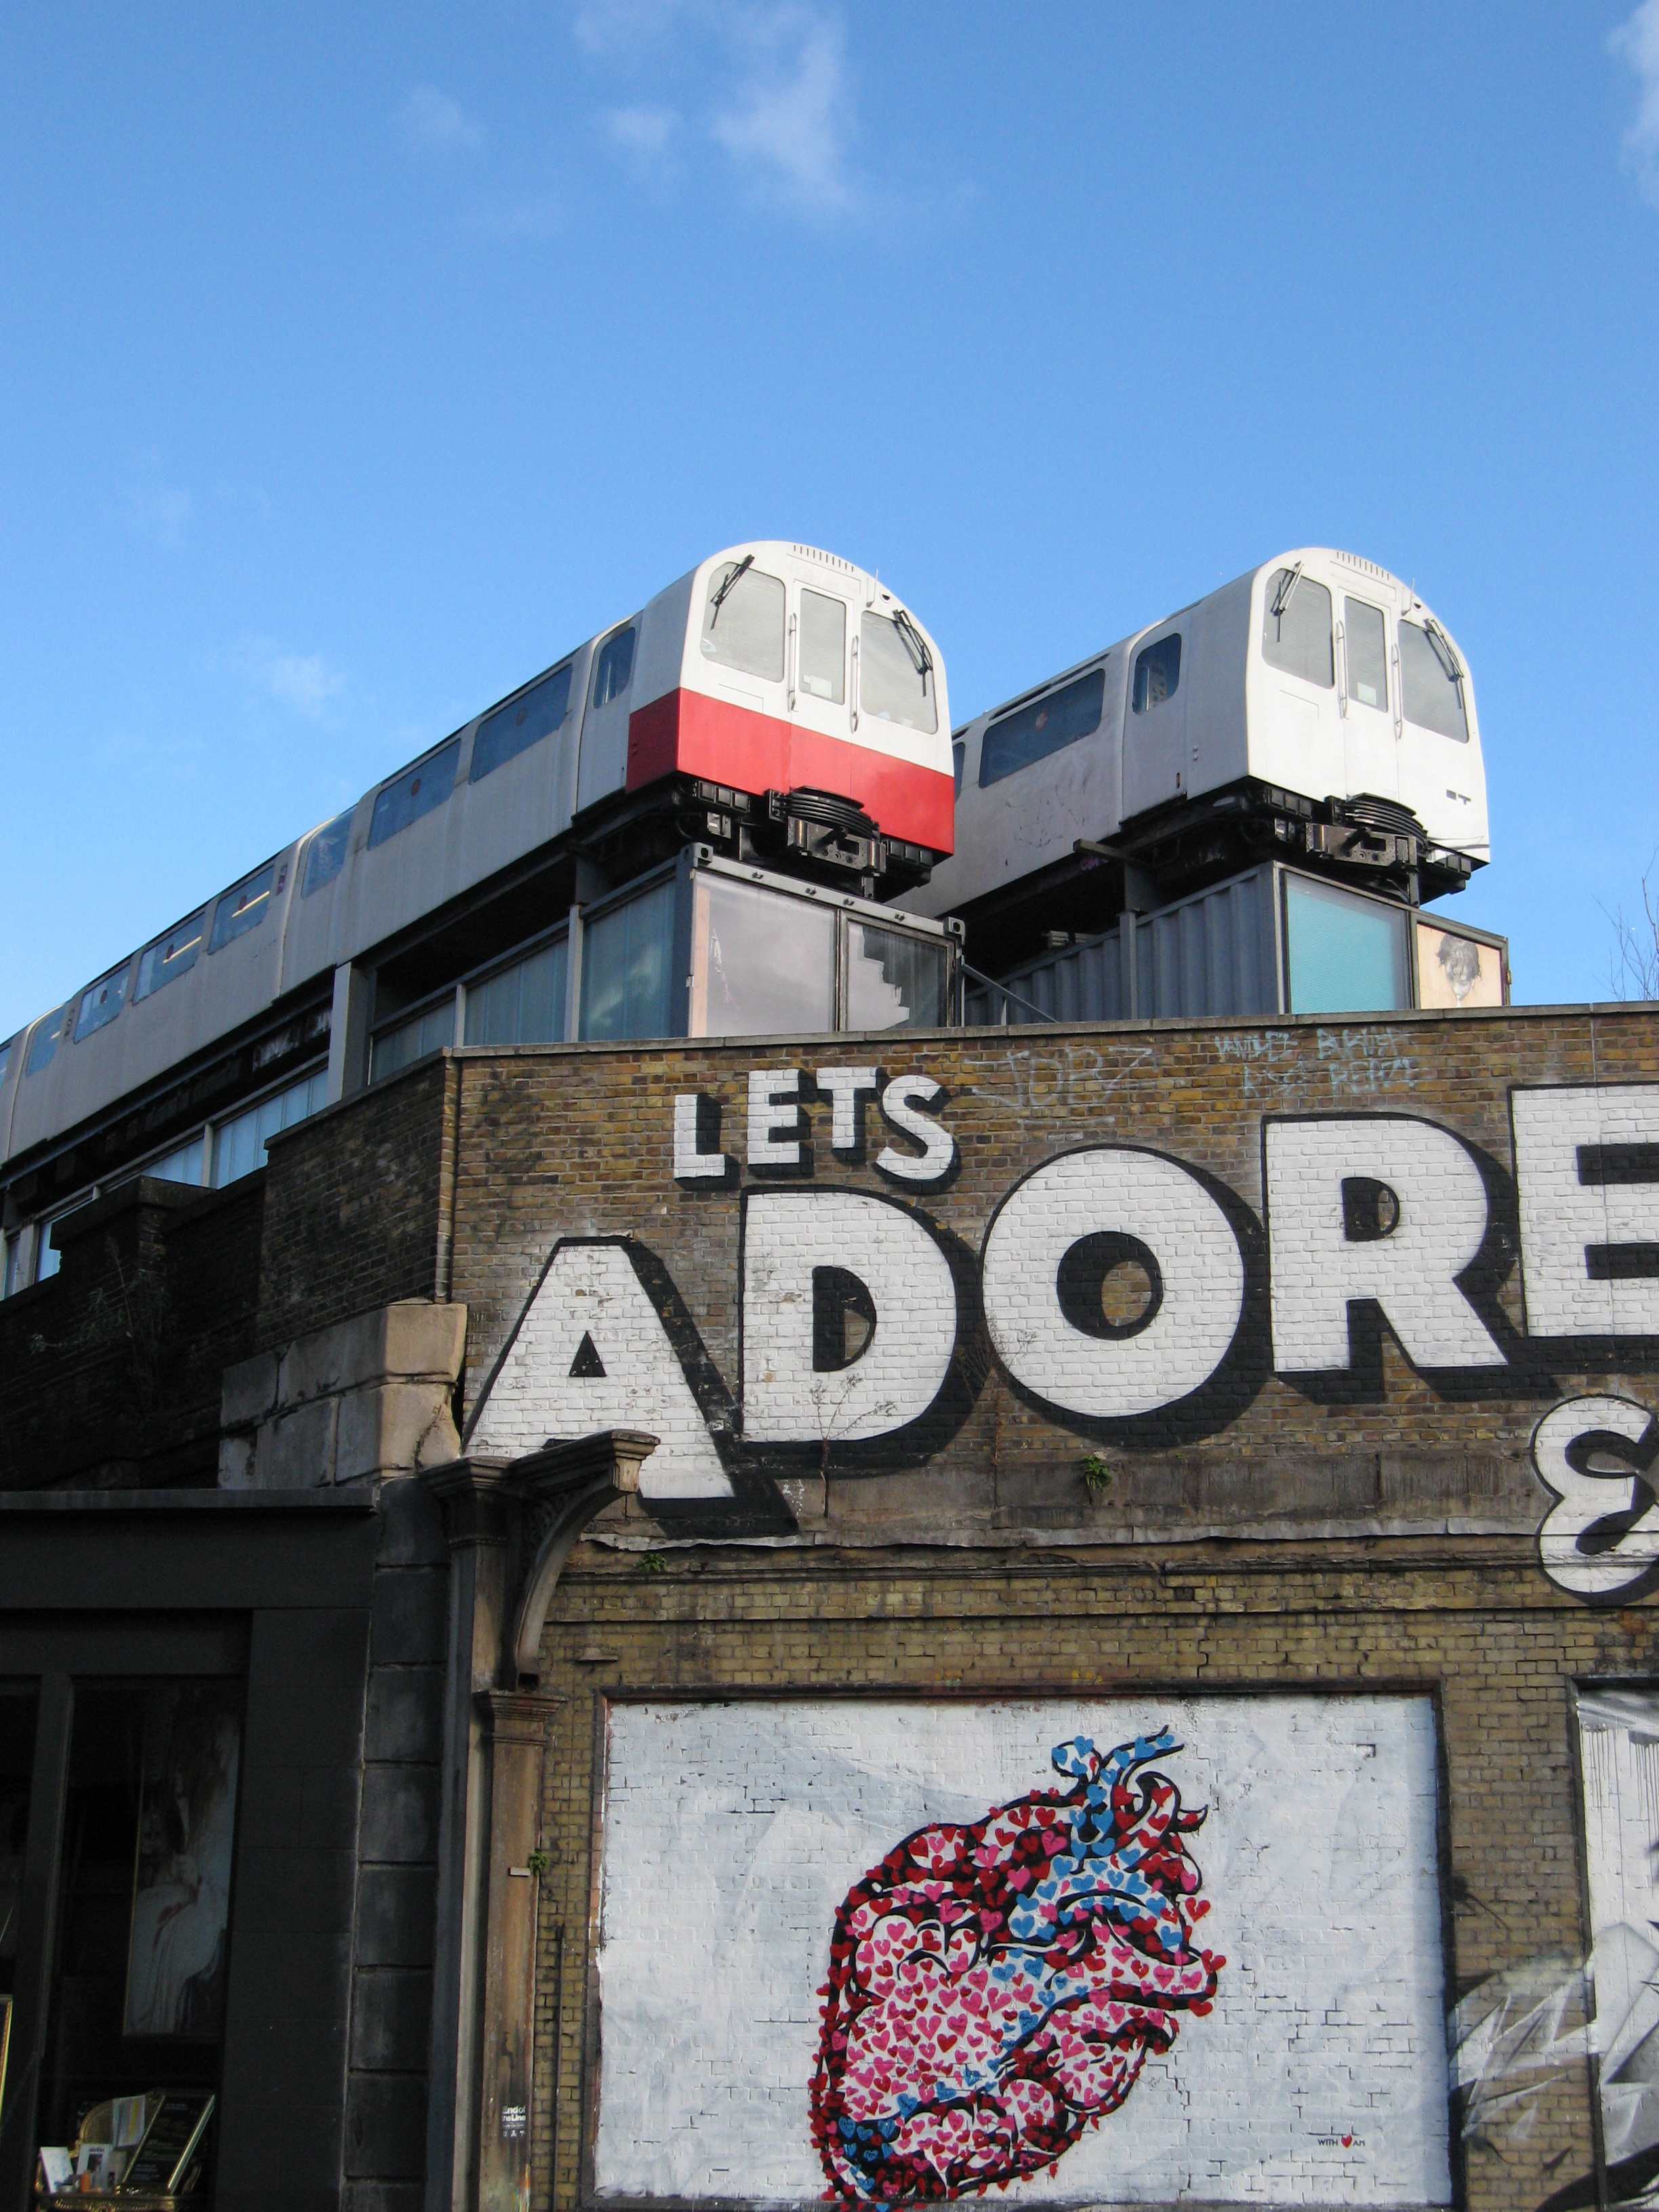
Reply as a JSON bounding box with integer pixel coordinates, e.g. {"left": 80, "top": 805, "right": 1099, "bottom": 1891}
{"left": 916, "top": 548, "right": 1488, "bottom": 935}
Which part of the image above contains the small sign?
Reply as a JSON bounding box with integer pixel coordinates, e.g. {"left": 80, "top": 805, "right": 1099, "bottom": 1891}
{"left": 120, "top": 2091, "right": 215, "bottom": 2194}
{"left": 501, "top": 2105, "right": 527, "bottom": 2140}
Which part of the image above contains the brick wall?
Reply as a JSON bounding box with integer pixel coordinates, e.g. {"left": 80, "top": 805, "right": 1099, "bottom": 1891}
{"left": 256, "top": 1059, "right": 454, "bottom": 1350}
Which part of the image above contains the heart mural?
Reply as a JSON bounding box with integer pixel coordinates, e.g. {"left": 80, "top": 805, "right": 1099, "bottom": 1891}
{"left": 810, "top": 1727, "right": 1224, "bottom": 2200}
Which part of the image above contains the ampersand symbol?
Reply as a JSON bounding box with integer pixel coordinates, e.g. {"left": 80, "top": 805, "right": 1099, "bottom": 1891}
{"left": 1532, "top": 1395, "right": 1659, "bottom": 1599}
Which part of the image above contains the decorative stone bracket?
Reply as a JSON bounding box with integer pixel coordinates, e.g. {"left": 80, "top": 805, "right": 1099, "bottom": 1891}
{"left": 422, "top": 1429, "right": 658, "bottom": 2212}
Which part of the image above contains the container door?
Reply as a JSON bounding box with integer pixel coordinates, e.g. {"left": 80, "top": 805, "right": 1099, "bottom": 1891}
{"left": 1338, "top": 593, "right": 1398, "bottom": 802}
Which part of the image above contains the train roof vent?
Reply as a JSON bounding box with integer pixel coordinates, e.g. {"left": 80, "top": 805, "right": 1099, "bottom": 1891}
{"left": 790, "top": 544, "right": 859, "bottom": 577}
{"left": 1332, "top": 550, "right": 1397, "bottom": 586}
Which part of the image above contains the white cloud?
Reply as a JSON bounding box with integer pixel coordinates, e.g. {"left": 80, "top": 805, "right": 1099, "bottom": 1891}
{"left": 399, "top": 85, "right": 487, "bottom": 155}
{"left": 1612, "top": 0, "right": 1659, "bottom": 204}
{"left": 711, "top": 6, "right": 856, "bottom": 219}
{"left": 573, "top": 0, "right": 684, "bottom": 57}
{"left": 224, "top": 637, "right": 348, "bottom": 722}
{"left": 122, "top": 459, "right": 192, "bottom": 550}
{"left": 605, "top": 103, "right": 678, "bottom": 162}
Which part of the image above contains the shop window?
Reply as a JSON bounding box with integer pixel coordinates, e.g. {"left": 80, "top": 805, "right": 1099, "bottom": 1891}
{"left": 1283, "top": 873, "right": 1410, "bottom": 1014}
{"left": 844, "top": 921, "right": 949, "bottom": 1031}
{"left": 581, "top": 879, "right": 676, "bottom": 1042}
{"left": 35, "top": 1679, "right": 240, "bottom": 2173}
{"left": 209, "top": 1069, "right": 329, "bottom": 1187}
{"left": 464, "top": 938, "right": 569, "bottom": 1046}
{"left": 689, "top": 875, "right": 836, "bottom": 1038}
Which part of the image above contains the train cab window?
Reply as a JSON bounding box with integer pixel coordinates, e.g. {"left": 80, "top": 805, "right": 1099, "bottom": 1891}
{"left": 1345, "top": 598, "right": 1388, "bottom": 711}
{"left": 472, "top": 662, "right": 574, "bottom": 783}
{"left": 701, "top": 562, "right": 785, "bottom": 683}
{"left": 75, "top": 962, "right": 132, "bottom": 1042}
{"left": 798, "top": 588, "right": 846, "bottom": 703}
{"left": 1132, "top": 634, "right": 1182, "bottom": 712}
{"left": 209, "top": 860, "right": 279, "bottom": 950}
{"left": 591, "top": 626, "right": 636, "bottom": 710}
{"left": 859, "top": 610, "right": 938, "bottom": 733}
{"left": 1261, "top": 570, "right": 1333, "bottom": 687}
{"left": 1399, "top": 618, "right": 1469, "bottom": 741}
{"left": 980, "top": 667, "right": 1105, "bottom": 786}
{"left": 25, "top": 1004, "right": 72, "bottom": 1077}
{"left": 368, "top": 740, "right": 462, "bottom": 850}
{"left": 135, "top": 910, "right": 206, "bottom": 999}
{"left": 302, "top": 811, "right": 354, "bottom": 895}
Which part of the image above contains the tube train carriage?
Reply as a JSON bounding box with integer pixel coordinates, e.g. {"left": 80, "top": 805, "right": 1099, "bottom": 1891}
{"left": 0, "top": 543, "right": 954, "bottom": 1289}
{"left": 0, "top": 539, "right": 1498, "bottom": 1295}
{"left": 912, "top": 548, "right": 1490, "bottom": 965}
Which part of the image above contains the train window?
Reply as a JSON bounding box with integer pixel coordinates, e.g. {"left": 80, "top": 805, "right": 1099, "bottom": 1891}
{"left": 25, "top": 1005, "right": 72, "bottom": 1077}
{"left": 1345, "top": 598, "right": 1388, "bottom": 711}
{"left": 798, "top": 588, "right": 846, "bottom": 703}
{"left": 464, "top": 937, "right": 569, "bottom": 1046}
{"left": 75, "top": 962, "right": 132, "bottom": 1042}
{"left": 701, "top": 563, "right": 785, "bottom": 684}
{"left": 211, "top": 1067, "right": 329, "bottom": 1185}
{"left": 1132, "top": 634, "right": 1183, "bottom": 712}
{"left": 209, "top": 861, "right": 278, "bottom": 951}
{"left": 368, "top": 740, "right": 462, "bottom": 850}
{"left": 581, "top": 878, "right": 676, "bottom": 1042}
{"left": 134, "top": 910, "right": 206, "bottom": 999}
{"left": 1261, "top": 571, "right": 1333, "bottom": 687}
{"left": 845, "top": 922, "right": 949, "bottom": 1032}
{"left": 0, "top": 1036, "right": 13, "bottom": 1089}
{"left": 859, "top": 611, "right": 938, "bottom": 733}
{"left": 1399, "top": 619, "right": 1469, "bottom": 742}
{"left": 952, "top": 738, "right": 965, "bottom": 796}
{"left": 302, "top": 811, "right": 354, "bottom": 896}
{"left": 591, "top": 626, "right": 636, "bottom": 710}
{"left": 472, "top": 663, "right": 575, "bottom": 784}
{"left": 979, "top": 668, "right": 1105, "bottom": 787}
{"left": 689, "top": 874, "right": 835, "bottom": 1038}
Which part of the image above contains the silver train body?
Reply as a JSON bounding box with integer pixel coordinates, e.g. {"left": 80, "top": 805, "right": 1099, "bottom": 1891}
{"left": 0, "top": 542, "right": 949, "bottom": 1191}
{"left": 912, "top": 549, "right": 1488, "bottom": 946}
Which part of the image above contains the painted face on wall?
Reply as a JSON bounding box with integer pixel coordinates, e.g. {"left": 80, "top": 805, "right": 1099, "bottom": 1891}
{"left": 811, "top": 1729, "right": 1223, "bottom": 2200}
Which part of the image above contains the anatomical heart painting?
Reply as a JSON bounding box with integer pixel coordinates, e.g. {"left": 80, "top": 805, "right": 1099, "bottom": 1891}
{"left": 593, "top": 1698, "right": 1451, "bottom": 2207}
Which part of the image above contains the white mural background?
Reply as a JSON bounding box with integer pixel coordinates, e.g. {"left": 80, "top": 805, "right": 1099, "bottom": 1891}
{"left": 595, "top": 1696, "right": 1451, "bottom": 2205}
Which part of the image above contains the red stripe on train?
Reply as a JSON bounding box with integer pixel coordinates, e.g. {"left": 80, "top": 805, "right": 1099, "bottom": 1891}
{"left": 626, "top": 689, "right": 954, "bottom": 855}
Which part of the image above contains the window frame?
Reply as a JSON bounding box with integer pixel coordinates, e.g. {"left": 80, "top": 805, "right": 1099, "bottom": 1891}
{"left": 1131, "top": 632, "right": 1183, "bottom": 714}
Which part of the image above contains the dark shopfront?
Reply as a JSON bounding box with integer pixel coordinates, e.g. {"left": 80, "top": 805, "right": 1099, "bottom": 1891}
{"left": 0, "top": 1492, "right": 377, "bottom": 2212}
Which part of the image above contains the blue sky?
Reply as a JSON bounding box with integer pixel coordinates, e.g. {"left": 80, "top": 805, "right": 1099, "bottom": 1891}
{"left": 3, "top": 3, "right": 1657, "bottom": 1036}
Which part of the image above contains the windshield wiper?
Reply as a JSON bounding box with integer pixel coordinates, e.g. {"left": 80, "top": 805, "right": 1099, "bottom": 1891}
{"left": 708, "top": 554, "right": 754, "bottom": 626}
{"left": 893, "top": 607, "right": 933, "bottom": 681}
{"left": 1269, "top": 562, "right": 1304, "bottom": 619}
{"left": 1425, "top": 617, "right": 1462, "bottom": 684}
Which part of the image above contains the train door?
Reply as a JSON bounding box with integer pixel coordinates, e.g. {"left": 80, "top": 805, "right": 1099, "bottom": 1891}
{"left": 787, "top": 568, "right": 855, "bottom": 783}
{"left": 1337, "top": 590, "right": 1399, "bottom": 802}
{"left": 1393, "top": 609, "right": 1477, "bottom": 841}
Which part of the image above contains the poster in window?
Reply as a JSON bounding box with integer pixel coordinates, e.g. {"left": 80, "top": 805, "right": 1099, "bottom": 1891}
{"left": 123, "top": 1681, "right": 241, "bottom": 2039}
{"left": 1416, "top": 921, "right": 1504, "bottom": 1009}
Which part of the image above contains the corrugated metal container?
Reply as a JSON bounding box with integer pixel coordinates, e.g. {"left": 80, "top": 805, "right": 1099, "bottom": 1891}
{"left": 962, "top": 864, "right": 1509, "bottom": 1026}
{"left": 966, "top": 866, "right": 1282, "bottom": 1025}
